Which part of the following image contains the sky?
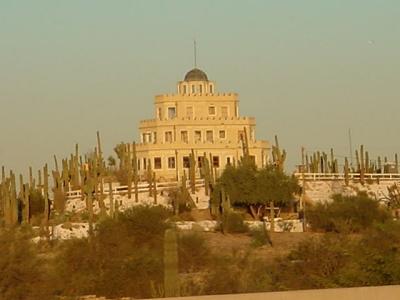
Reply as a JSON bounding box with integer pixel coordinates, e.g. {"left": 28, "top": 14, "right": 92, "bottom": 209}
{"left": 1, "top": 0, "right": 400, "bottom": 175}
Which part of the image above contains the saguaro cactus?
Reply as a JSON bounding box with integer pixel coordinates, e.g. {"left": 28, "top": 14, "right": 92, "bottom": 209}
{"left": 153, "top": 172, "right": 157, "bottom": 204}
{"left": 378, "top": 156, "right": 382, "bottom": 173}
{"left": 360, "top": 145, "right": 365, "bottom": 185}
{"left": 272, "top": 135, "right": 286, "bottom": 171}
{"left": 108, "top": 181, "right": 114, "bottom": 218}
{"left": 22, "top": 183, "right": 30, "bottom": 224}
{"left": 126, "top": 144, "right": 133, "bottom": 199}
{"left": 2, "top": 171, "right": 19, "bottom": 227}
{"left": 189, "top": 149, "right": 196, "bottom": 194}
{"left": 43, "top": 164, "right": 49, "bottom": 228}
{"left": 344, "top": 157, "right": 350, "bottom": 186}
{"left": 132, "top": 142, "right": 139, "bottom": 202}
{"left": 240, "top": 127, "right": 250, "bottom": 161}
{"left": 201, "top": 153, "right": 211, "bottom": 196}
{"left": 164, "top": 228, "right": 180, "bottom": 297}
{"left": 147, "top": 160, "right": 153, "bottom": 197}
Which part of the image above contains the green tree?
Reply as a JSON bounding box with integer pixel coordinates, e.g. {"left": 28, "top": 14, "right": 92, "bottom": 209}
{"left": 216, "top": 164, "right": 300, "bottom": 219}
{"left": 107, "top": 155, "right": 117, "bottom": 168}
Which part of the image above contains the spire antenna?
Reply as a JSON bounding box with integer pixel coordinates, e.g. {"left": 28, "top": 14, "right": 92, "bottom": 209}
{"left": 194, "top": 40, "right": 197, "bottom": 68}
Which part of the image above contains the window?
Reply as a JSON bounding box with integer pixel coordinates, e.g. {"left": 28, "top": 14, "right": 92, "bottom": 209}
{"left": 165, "top": 131, "right": 173, "bottom": 143}
{"left": 249, "top": 155, "right": 256, "bottom": 164}
{"left": 206, "top": 130, "right": 213, "bottom": 142}
{"left": 226, "top": 157, "right": 232, "bottom": 165}
{"left": 168, "top": 107, "right": 176, "bottom": 119}
{"left": 183, "top": 156, "right": 190, "bottom": 168}
{"left": 157, "top": 108, "right": 162, "bottom": 120}
{"left": 191, "top": 85, "right": 195, "bottom": 94}
{"left": 138, "top": 159, "right": 141, "bottom": 171}
{"left": 168, "top": 157, "right": 176, "bottom": 169}
{"left": 212, "top": 156, "right": 220, "bottom": 168}
{"left": 210, "top": 84, "right": 213, "bottom": 94}
{"left": 183, "top": 85, "right": 187, "bottom": 94}
{"left": 208, "top": 106, "right": 216, "bottom": 115}
{"left": 219, "top": 130, "right": 226, "bottom": 139}
{"left": 181, "top": 130, "right": 188, "bottom": 143}
{"left": 143, "top": 158, "right": 147, "bottom": 170}
{"left": 198, "top": 156, "right": 204, "bottom": 168}
{"left": 194, "top": 130, "right": 202, "bottom": 142}
{"left": 153, "top": 132, "right": 157, "bottom": 144}
{"left": 186, "top": 106, "right": 193, "bottom": 118}
{"left": 154, "top": 157, "right": 162, "bottom": 169}
{"left": 221, "top": 106, "right": 228, "bottom": 118}
{"left": 199, "top": 85, "right": 203, "bottom": 94}
{"left": 142, "top": 132, "right": 152, "bottom": 144}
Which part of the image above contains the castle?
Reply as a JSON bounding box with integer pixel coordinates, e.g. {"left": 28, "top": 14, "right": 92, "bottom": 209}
{"left": 135, "top": 68, "right": 269, "bottom": 180}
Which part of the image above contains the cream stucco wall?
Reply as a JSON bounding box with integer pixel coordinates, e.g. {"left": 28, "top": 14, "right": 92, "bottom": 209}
{"left": 135, "top": 69, "right": 269, "bottom": 180}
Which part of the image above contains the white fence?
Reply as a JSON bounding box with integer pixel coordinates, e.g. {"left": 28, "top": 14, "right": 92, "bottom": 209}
{"left": 66, "top": 178, "right": 205, "bottom": 200}
{"left": 294, "top": 172, "right": 400, "bottom": 181}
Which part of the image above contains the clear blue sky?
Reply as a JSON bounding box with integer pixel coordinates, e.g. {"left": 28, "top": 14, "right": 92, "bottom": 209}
{"left": 1, "top": 0, "right": 399, "bottom": 175}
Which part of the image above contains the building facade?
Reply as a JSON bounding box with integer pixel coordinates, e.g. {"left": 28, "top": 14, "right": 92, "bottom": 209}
{"left": 135, "top": 68, "right": 269, "bottom": 181}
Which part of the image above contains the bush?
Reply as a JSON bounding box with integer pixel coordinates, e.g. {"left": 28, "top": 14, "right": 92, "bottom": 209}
{"left": 54, "top": 205, "right": 171, "bottom": 299}
{"left": 250, "top": 228, "right": 272, "bottom": 248}
{"left": 270, "top": 222, "right": 400, "bottom": 290}
{"left": 203, "top": 250, "right": 272, "bottom": 295}
{"left": 270, "top": 234, "right": 352, "bottom": 290}
{"left": 178, "top": 232, "right": 210, "bottom": 273}
{"left": 0, "top": 228, "right": 52, "bottom": 300}
{"left": 216, "top": 164, "right": 301, "bottom": 219}
{"left": 341, "top": 221, "right": 400, "bottom": 286}
{"left": 222, "top": 212, "right": 248, "bottom": 233}
{"left": 307, "top": 192, "right": 390, "bottom": 233}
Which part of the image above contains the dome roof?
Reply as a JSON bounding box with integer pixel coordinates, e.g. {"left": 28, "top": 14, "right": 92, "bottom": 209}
{"left": 184, "top": 68, "right": 208, "bottom": 82}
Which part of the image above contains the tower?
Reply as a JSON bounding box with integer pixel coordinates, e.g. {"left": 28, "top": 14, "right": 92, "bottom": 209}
{"left": 135, "top": 67, "right": 269, "bottom": 181}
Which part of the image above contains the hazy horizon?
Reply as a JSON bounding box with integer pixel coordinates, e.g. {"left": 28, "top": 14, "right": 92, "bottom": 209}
{"left": 1, "top": 1, "right": 400, "bottom": 175}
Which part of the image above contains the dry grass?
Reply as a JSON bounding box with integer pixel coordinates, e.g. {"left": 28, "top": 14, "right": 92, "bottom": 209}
{"left": 199, "top": 231, "right": 323, "bottom": 262}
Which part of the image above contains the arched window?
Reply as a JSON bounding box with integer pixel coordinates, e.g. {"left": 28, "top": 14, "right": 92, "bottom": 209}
{"left": 209, "top": 84, "right": 213, "bottom": 94}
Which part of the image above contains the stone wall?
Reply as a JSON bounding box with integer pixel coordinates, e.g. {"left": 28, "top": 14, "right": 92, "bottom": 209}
{"left": 303, "top": 179, "right": 399, "bottom": 203}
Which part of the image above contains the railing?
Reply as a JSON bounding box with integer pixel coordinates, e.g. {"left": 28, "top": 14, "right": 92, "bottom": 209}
{"left": 294, "top": 172, "right": 400, "bottom": 181}
{"left": 66, "top": 178, "right": 205, "bottom": 200}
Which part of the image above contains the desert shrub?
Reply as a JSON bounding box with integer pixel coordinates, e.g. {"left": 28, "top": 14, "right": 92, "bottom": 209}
{"left": 250, "top": 228, "right": 272, "bottom": 248}
{"left": 270, "top": 222, "right": 400, "bottom": 291}
{"left": 203, "top": 250, "right": 272, "bottom": 295}
{"left": 223, "top": 212, "right": 248, "bottom": 233}
{"left": 54, "top": 205, "right": 171, "bottom": 299}
{"left": 178, "top": 232, "right": 210, "bottom": 273}
{"left": 0, "top": 228, "right": 52, "bottom": 300}
{"left": 339, "top": 221, "right": 400, "bottom": 287}
{"left": 307, "top": 192, "right": 390, "bottom": 233}
{"left": 270, "top": 234, "right": 352, "bottom": 290}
